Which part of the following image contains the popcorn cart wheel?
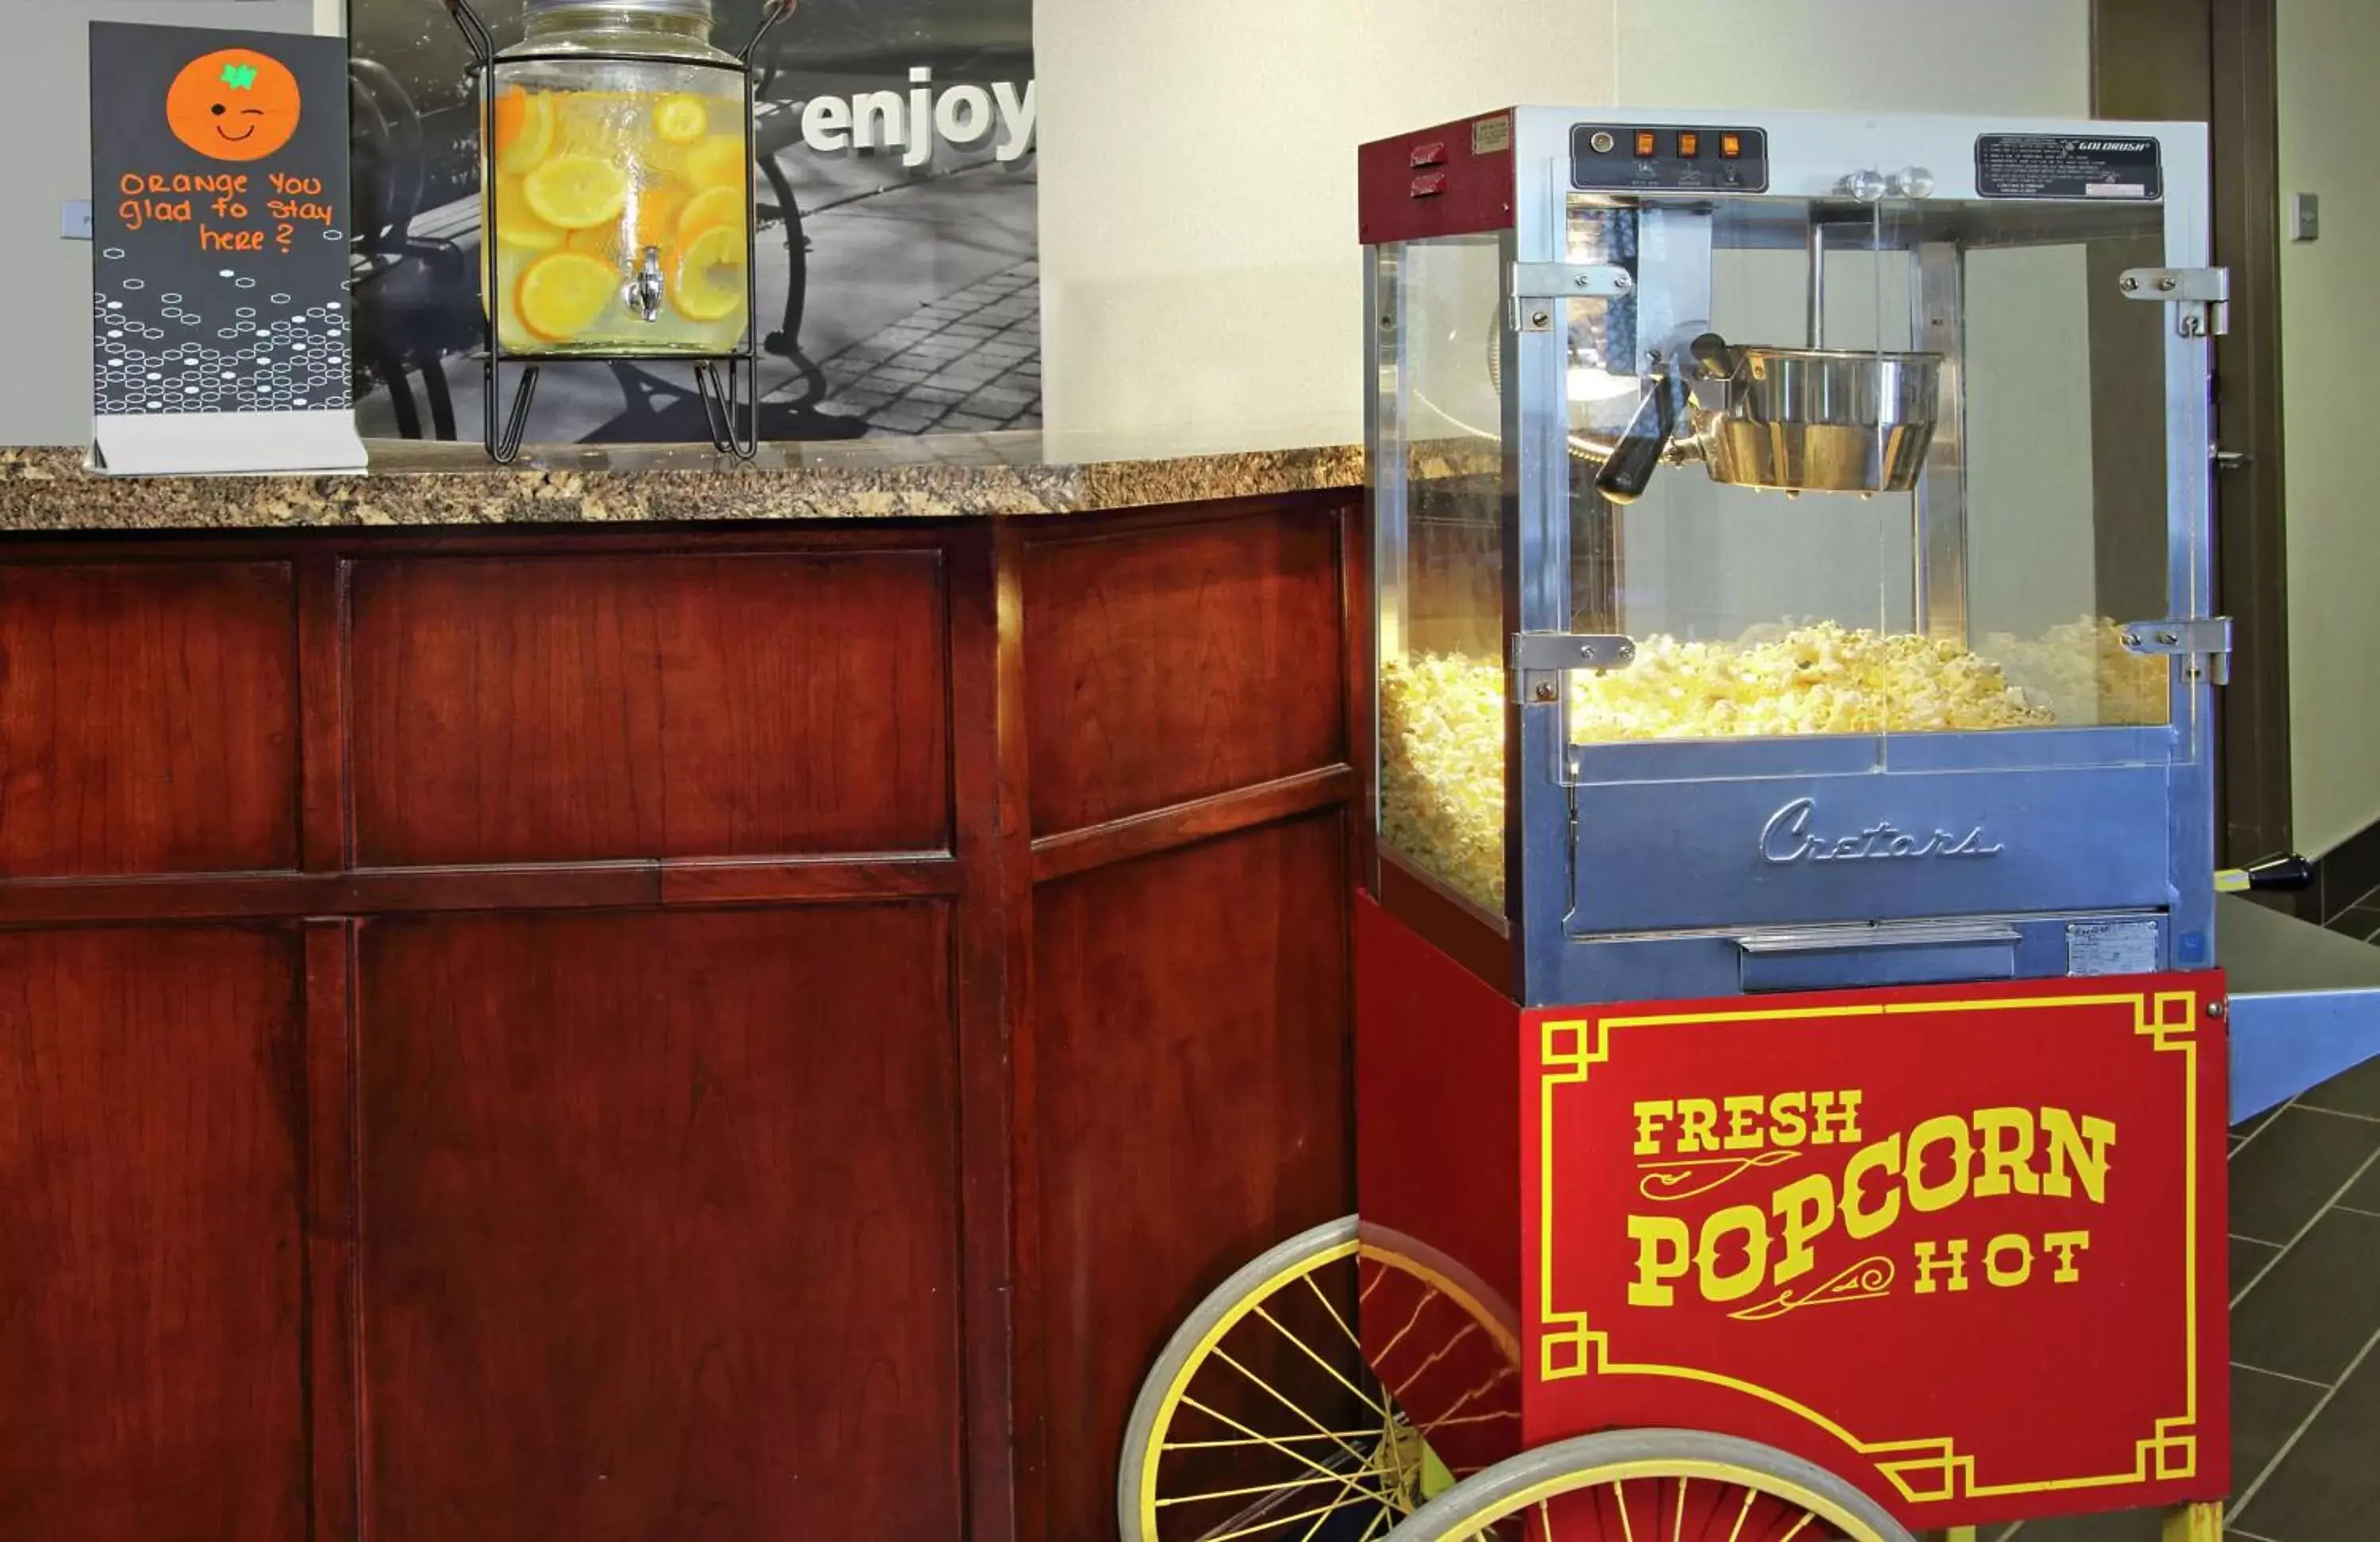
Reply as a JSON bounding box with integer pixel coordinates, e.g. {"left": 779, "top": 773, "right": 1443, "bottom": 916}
{"left": 1118, "top": 1218, "right": 1909, "bottom": 1542}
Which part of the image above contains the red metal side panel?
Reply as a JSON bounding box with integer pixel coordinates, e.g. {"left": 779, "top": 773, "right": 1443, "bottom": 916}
{"left": 1521, "top": 975, "right": 2230, "bottom": 1533}
{"left": 1356, "top": 896, "right": 1525, "bottom": 1480}
{"left": 1357, "top": 109, "right": 1518, "bottom": 246}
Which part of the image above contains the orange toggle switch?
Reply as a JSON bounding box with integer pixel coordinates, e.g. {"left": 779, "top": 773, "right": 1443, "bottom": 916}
{"left": 1719, "top": 132, "right": 1744, "bottom": 159}
{"left": 1678, "top": 131, "right": 1701, "bottom": 158}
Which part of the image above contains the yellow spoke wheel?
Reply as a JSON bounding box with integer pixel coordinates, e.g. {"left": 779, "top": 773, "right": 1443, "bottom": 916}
{"left": 1394, "top": 1430, "right": 1915, "bottom": 1542}
{"left": 1120, "top": 1218, "right": 1517, "bottom": 1542}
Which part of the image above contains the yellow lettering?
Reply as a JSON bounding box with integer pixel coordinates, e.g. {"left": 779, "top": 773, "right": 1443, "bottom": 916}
{"left": 1771, "top": 1172, "right": 1835, "bottom": 1285}
{"left": 2043, "top": 1229, "right": 2092, "bottom": 1283}
{"left": 1811, "top": 1089, "right": 1863, "bottom": 1145}
{"left": 1985, "top": 1233, "right": 2034, "bottom": 1287}
{"left": 1842, "top": 1134, "right": 1903, "bottom": 1239}
{"left": 1722, "top": 1095, "right": 1766, "bottom": 1151}
{"left": 1628, "top": 1214, "right": 1691, "bottom": 1306}
{"left": 1769, "top": 1091, "right": 1808, "bottom": 1147}
{"left": 1632, "top": 1099, "right": 1674, "bottom": 1157}
{"left": 1913, "top": 1237, "right": 1971, "bottom": 1293}
{"left": 2040, "top": 1108, "right": 2116, "bottom": 1203}
{"left": 1696, "top": 1203, "right": 1768, "bottom": 1303}
{"left": 1677, "top": 1098, "right": 1720, "bottom": 1154}
{"left": 1971, "top": 1107, "right": 2040, "bottom": 1199}
{"left": 1906, "top": 1115, "right": 1973, "bottom": 1214}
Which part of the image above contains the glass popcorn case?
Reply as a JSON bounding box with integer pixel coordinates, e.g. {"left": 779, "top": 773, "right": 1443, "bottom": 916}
{"left": 1361, "top": 108, "right": 2224, "bottom": 1006}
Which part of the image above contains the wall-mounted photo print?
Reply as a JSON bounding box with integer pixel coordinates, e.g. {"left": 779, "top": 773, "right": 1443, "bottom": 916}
{"left": 346, "top": 0, "right": 1037, "bottom": 444}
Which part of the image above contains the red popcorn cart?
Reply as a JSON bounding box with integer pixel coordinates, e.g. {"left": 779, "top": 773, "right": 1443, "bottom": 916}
{"left": 1115, "top": 105, "right": 2380, "bottom": 1541}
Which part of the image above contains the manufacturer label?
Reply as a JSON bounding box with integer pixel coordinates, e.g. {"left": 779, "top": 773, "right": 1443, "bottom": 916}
{"left": 2067, "top": 919, "right": 2162, "bottom": 977}
{"left": 1472, "top": 114, "right": 1512, "bottom": 155}
{"left": 1976, "top": 133, "right": 2162, "bottom": 201}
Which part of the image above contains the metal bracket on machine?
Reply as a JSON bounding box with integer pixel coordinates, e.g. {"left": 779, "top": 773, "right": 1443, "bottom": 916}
{"left": 2119, "top": 615, "right": 2234, "bottom": 686}
{"left": 1512, "top": 631, "right": 1637, "bottom": 704}
{"left": 1511, "top": 263, "right": 1635, "bottom": 331}
{"left": 2117, "top": 266, "right": 2229, "bottom": 338}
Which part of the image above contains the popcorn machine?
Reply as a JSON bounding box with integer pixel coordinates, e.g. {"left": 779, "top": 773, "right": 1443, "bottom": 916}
{"left": 1362, "top": 108, "right": 2226, "bottom": 1007}
{"left": 1120, "top": 105, "right": 2380, "bottom": 1542}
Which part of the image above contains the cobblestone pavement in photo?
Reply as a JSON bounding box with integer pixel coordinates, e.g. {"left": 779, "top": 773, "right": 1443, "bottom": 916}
{"left": 777, "top": 259, "right": 1042, "bottom": 435}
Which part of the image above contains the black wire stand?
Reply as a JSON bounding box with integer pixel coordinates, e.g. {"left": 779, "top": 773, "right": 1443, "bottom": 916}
{"left": 437, "top": 0, "right": 796, "bottom": 463}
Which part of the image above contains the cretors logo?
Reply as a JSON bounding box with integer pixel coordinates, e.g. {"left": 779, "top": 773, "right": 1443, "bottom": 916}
{"left": 1758, "top": 797, "right": 2004, "bottom": 866}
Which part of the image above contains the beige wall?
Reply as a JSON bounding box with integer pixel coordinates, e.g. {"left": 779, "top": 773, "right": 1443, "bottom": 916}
{"left": 1036, "top": 0, "right": 2092, "bottom": 442}
{"left": 2280, "top": 0, "right": 2380, "bottom": 856}
{"left": 1033, "top": 0, "right": 1622, "bottom": 451}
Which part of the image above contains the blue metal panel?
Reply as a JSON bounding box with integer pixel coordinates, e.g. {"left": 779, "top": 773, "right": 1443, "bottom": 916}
{"left": 1568, "top": 765, "right": 2172, "bottom": 936}
{"left": 2219, "top": 896, "right": 2380, "bottom": 1121}
{"left": 1544, "top": 911, "right": 2168, "bottom": 1006}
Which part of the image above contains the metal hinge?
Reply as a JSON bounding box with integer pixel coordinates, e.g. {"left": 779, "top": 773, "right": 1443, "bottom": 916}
{"left": 1511, "top": 263, "right": 1634, "bottom": 332}
{"left": 2119, "top": 616, "right": 2234, "bottom": 685}
{"left": 1512, "top": 631, "right": 1636, "bottom": 703}
{"left": 2117, "top": 267, "right": 2230, "bottom": 338}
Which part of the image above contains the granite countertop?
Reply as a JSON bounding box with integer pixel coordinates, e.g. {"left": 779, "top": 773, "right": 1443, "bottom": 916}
{"left": 0, "top": 429, "right": 1363, "bottom": 531}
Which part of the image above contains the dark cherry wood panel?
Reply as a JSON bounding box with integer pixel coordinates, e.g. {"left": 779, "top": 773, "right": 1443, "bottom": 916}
{"left": 1029, "top": 813, "right": 1354, "bottom": 1542}
{"left": 357, "top": 905, "right": 965, "bottom": 1542}
{"left": 348, "top": 551, "right": 951, "bottom": 866}
{"left": 0, "top": 562, "right": 296, "bottom": 876}
{"left": 0, "top": 926, "right": 308, "bottom": 1542}
{"left": 1023, "top": 504, "right": 1345, "bottom": 837}
{"left": 0, "top": 494, "right": 1365, "bottom": 1542}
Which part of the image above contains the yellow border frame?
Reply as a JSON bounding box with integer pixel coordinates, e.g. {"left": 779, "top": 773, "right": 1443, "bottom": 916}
{"left": 1534, "top": 990, "right": 2205, "bottom": 1507}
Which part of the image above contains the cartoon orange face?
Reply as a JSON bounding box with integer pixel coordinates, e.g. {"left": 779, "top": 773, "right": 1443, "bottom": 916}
{"left": 165, "top": 48, "right": 302, "bottom": 163}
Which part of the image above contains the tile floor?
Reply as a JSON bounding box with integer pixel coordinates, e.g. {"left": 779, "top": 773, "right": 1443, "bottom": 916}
{"left": 1992, "top": 920, "right": 2380, "bottom": 1542}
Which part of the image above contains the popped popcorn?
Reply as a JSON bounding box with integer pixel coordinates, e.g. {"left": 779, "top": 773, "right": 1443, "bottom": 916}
{"left": 1979, "top": 616, "right": 2168, "bottom": 727}
{"left": 1380, "top": 620, "right": 2151, "bottom": 909}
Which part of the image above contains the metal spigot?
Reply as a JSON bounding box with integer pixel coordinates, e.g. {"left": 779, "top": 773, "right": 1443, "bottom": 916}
{"left": 626, "top": 246, "right": 665, "bottom": 323}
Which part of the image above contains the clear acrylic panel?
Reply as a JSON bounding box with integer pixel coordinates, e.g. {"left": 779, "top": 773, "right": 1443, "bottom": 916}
{"left": 1950, "top": 203, "right": 2172, "bottom": 733}
{"left": 1564, "top": 188, "right": 1898, "bottom": 753}
{"left": 1374, "top": 234, "right": 1511, "bottom": 914}
{"left": 1559, "top": 186, "right": 2177, "bottom": 755}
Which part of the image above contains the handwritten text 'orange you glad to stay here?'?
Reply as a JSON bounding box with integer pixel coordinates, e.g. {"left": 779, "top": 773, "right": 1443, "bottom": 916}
{"left": 117, "top": 171, "right": 335, "bottom": 252}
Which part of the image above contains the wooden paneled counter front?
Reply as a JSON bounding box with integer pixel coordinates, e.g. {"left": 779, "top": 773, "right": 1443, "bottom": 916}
{"left": 0, "top": 437, "right": 1364, "bottom": 1542}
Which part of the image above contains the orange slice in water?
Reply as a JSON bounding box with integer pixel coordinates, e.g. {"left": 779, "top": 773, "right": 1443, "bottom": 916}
{"left": 517, "top": 251, "right": 620, "bottom": 341}
{"left": 683, "top": 135, "right": 749, "bottom": 190}
{"left": 565, "top": 224, "right": 620, "bottom": 259}
{"left": 670, "top": 225, "right": 747, "bottom": 324}
{"left": 489, "top": 176, "right": 566, "bottom": 251}
{"left": 653, "top": 94, "right": 710, "bottom": 144}
{"left": 522, "top": 155, "right": 631, "bottom": 230}
{"left": 676, "top": 184, "right": 744, "bottom": 247}
{"left": 493, "top": 89, "right": 554, "bottom": 175}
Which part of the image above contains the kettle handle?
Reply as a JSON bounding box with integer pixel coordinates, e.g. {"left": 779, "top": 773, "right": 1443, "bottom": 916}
{"left": 1591, "top": 379, "right": 1678, "bottom": 506}
{"left": 1592, "top": 331, "right": 1730, "bottom": 505}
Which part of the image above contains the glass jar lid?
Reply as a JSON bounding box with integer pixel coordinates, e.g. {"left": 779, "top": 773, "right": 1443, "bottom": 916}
{"left": 526, "top": 0, "right": 712, "bottom": 19}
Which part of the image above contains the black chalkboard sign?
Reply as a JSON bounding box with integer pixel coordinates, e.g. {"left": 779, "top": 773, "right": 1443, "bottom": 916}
{"left": 89, "top": 21, "right": 365, "bottom": 473}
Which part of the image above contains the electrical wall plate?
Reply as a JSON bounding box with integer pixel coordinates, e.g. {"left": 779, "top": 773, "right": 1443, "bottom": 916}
{"left": 61, "top": 201, "right": 92, "bottom": 240}
{"left": 2292, "top": 192, "right": 2320, "bottom": 243}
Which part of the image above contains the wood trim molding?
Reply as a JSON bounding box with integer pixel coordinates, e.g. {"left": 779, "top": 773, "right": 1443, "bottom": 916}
{"left": 1028, "top": 765, "right": 1355, "bottom": 885}
{"left": 301, "top": 920, "right": 362, "bottom": 1542}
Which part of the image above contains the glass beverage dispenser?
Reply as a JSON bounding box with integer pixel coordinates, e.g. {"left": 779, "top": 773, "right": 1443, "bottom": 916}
{"left": 437, "top": 0, "right": 796, "bottom": 460}
{"left": 1363, "top": 109, "right": 2223, "bottom": 1007}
